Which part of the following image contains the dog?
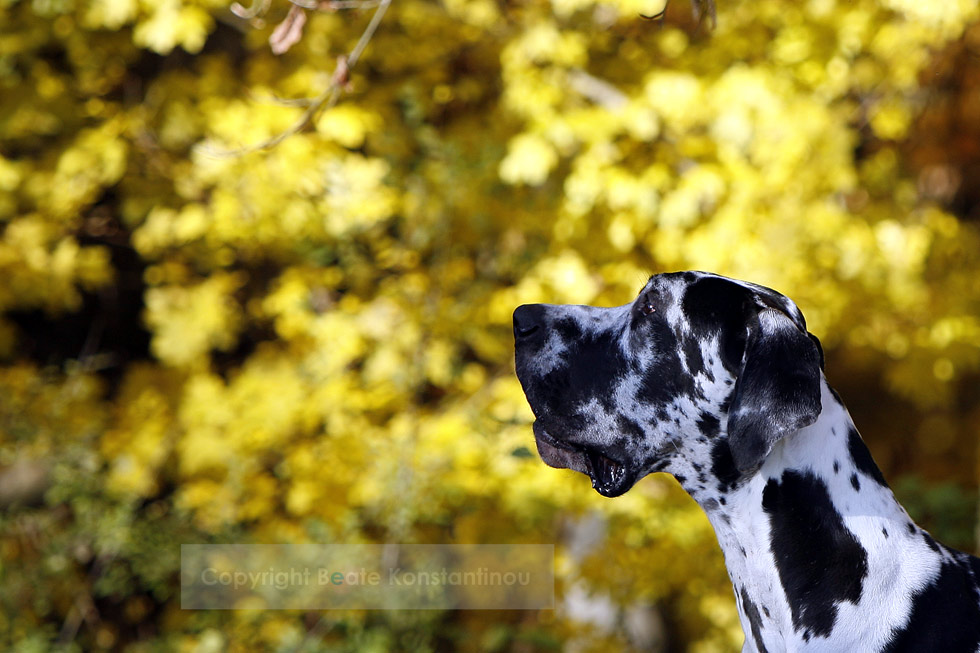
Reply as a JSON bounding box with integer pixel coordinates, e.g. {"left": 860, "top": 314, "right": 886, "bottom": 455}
{"left": 513, "top": 271, "right": 980, "bottom": 652}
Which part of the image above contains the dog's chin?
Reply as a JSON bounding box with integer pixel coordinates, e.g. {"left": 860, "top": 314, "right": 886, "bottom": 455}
{"left": 532, "top": 422, "right": 637, "bottom": 498}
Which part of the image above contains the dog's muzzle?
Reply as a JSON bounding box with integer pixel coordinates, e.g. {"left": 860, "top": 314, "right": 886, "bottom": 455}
{"left": 514, "top": 304, "right": 639, "bottom": 498}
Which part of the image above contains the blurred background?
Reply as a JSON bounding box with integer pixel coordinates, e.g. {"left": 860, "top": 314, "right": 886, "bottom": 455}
{"left": 2, "top": 0, "right": 980, "bottom": 650}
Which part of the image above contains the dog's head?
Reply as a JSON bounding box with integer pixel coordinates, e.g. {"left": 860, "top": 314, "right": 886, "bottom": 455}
{"left": 513, "top": 271, "right": 824, "bottom": 497}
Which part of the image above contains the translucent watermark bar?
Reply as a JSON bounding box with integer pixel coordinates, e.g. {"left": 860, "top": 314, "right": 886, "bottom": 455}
{"left": 181, "top": 544, "right": 554, "bottom": 610}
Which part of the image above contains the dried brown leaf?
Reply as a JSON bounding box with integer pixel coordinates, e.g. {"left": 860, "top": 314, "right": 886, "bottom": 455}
{"left": 269, "top": 5, "right": 307, "bottom": 55}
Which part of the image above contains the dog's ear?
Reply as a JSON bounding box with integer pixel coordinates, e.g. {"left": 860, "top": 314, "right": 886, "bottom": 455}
{"left": 727, "top": 308, "right": 823, "bottom": 474}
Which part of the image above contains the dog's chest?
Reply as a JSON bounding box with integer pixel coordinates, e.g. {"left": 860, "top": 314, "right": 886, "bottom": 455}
{"left": 710, "top": 459, "right": 962, "bottom": 653}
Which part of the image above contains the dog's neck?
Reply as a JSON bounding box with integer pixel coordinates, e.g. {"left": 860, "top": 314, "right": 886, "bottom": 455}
{"left": 680, "top": 380, "right": 941, "bottom": 651}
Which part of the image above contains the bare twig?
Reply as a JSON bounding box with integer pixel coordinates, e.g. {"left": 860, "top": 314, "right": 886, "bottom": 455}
{"left": 320, "top": 0, "right": 383, "bottom": 8}
{"left": 248, "top": 92, "right": 318, "bottom": 107}
{"left": 639, "top": 2, "right": 667, "bottom": 20}
{"left": 231, "top": 0, "right": 271, "bottom": 20}
{"left": 640, "top": 9, "right": 667, "bottom": 20}
{"left": 344, "top": 0, "right": 389, "bottom": 69}
{"left": 206, "top": 0, "right": 391, "bottom": 156}
{"left": 288, "top": 0, "right": 382, "bottom": 9}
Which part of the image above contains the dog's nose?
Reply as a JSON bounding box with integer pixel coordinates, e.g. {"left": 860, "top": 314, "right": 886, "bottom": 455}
{"left": 513, "top": 304, "right": 546, "bottom": 340}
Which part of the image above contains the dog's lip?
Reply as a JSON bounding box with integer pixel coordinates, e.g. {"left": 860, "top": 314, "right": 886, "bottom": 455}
{"left": 532, "top": 422, "right": 637, "bottom": 498}
{"left": 532, "top": 422, "right": 588, "bottom": 473}
{"left": 532, "top": 422, "right": 577, "bottom": 453}
{"left": 582, "top": 449, "right": 634, "bottom": 498}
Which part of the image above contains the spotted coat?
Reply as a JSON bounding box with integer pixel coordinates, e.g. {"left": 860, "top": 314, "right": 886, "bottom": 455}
{"left": 513, "top": 271, "right": 980, "bottom": 653}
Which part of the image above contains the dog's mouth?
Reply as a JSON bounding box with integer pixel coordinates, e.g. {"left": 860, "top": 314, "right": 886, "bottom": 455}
{"left": 532, "top": 422, "right": 637, "bottom": 498}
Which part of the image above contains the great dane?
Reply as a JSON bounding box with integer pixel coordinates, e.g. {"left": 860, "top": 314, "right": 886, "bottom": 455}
{"left": 513, "top": 271, "right": 980, "bottom": 652}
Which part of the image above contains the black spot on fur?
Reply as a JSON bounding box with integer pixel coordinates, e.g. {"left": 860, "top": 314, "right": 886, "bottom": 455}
{"left": 521, "top": 322, "right": 632, "bottom": 434}
{"left": 882, "top": 527, "right": 889, "bottom": 539}
{"left": 762, "top": 470, "right": 869, "bottom": 638}
{"left": 833, "top": 460, "right": 839, "bottom": 474}
{"left": 682, "top": 276, "right": 752, "bottom": 372}
{"left": 719, "top": 390, "right": 734, "bottom": 414}
{"left": 682, "top": 334, "right": 706, "bottom": 377}
{"left": 711, "top": 440, "right": 741, "bottom": 492}
{"left": 850, "top": 474, "right": 860, "bottom": 491}
{"left": 847, "top": 427, "right": 888, "bottom": 487}
{"left": 635, "top": 315, "right": 697, "bottom": 405}
{"left": 697, "top": 412, "right": 720, "bottom": 437}
{"left": 740, "top": 587, "right": 770, "bottom": 653}
{"left": 907, "top": 523, "right": 916, "bottom": 535}
{"left": 616, "top": 414, "right": 646, "bottom": 441}
{"left": 922, "top": 532, "right": 941, "bottom": 553}
{"left": 553, "top": 316, "right": 584, "bottom": 341}
{"left": 881, "top": 560, "right": 980, "bottom": 652}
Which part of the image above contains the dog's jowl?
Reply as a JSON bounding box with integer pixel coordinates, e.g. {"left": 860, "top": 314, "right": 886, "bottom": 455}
{"left": 513, "top": 271, "right": 980, "bottom": 653}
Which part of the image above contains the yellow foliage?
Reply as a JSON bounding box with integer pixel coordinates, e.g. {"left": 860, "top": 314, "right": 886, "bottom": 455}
{"left": 0, "top": 215, "right": 112, "bottom": 314}
{"left": 315, "top": 105, "right": 381, "bottom": 149}
{"left": 134, "top": 0, "right": 214, "bottom": 53}
{"left": 144, "top": 272, "right": 244, "bottom": 367}
{"left": 3, "top": 0, "right": 980, "bottom": 650}
{"left": 500, "top": 133, "right": 559, "bottom": 186}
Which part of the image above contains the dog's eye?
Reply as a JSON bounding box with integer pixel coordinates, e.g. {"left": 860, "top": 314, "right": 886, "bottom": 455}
{"left": 637, "top": 294, "right": 656, "bottom": 317}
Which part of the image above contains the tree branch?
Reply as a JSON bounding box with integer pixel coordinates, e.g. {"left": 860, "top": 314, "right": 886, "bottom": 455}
{"left": 205, "top": 0, "right": 391, "bottom": 156}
